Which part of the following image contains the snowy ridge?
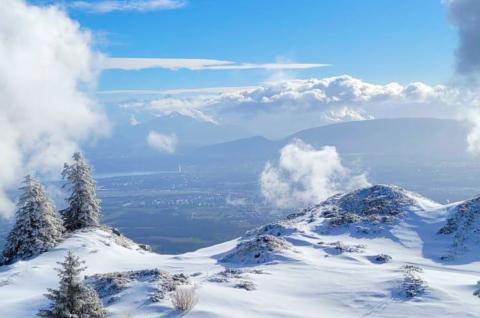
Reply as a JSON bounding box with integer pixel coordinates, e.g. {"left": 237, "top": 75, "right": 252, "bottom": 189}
{"left": 439, "top": 195, "right": 480, "bottom": 258}
{"left": 2, "top": 184, "right": 480, "bottom": 317}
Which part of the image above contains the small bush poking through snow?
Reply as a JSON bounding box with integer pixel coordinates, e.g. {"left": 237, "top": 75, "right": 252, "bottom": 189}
{"left": 401, "top": 265, "right": 427, "bottom": 298}
{"left": 317, "top": 241, "right": 365, "bottom": 254}
{"left": 171, "top": 286, "right": 198, "bottom": 312}
{"left": 331, "top": 241, "right": 365, "bottom": 253}
{"left": 85, "top": 269, "right": 189, "bottom": 304}
{"left": 234, "top": 280, "right": 256, "bottom": 291}
{"left": 372, "top": 254, "right": 392, "bottom": 264}
{"left": 208, "top": 268, "right": 267, "bottom": 286}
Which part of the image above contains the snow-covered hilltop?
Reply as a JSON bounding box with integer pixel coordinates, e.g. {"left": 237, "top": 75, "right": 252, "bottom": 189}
{"left": 2, "top": 184, "right": 480, "bottom": 317}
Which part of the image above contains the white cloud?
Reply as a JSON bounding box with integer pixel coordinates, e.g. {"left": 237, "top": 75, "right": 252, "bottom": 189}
{"left": 120, "top": 97, "right": 218, "bottom": 124}
{"left": 227, "top": 76, "right": 454, "bottom": 111}
{"left": 260, "top": 140, "right": 370, "bottom": 208}
{"left": 446, "top": 0, "right": 480, "bottom": 153}
{"left": 149, "top": 98, "right": 218, "bottom": 124}
{"left": 131, "top": 75, "right": 459, "bottom": 116}
{"left": 147, "top": 131, "right": 178, "bottom": 154}
{"left": 70, "top": 0, "right": 185, "bottom": 13}
{"left": 98, "top": 86, "right": 258, "bottom": 97}
{"left": 101, "top": 57, "right": 329, "bottom": 71}
{"left": 102, "top": 58, "right": 231, "bottom": 71}
{"left": 323, "top": 106, "right": 373, "bottom": 122}
{"left": 0, "top": 0, "right": 108, "bottom": 216}
{"left": 447, "top": 0, "right": 480, "bottom": 76}
{"left": 118, "top": 76, "right": 463, "bottom": 131}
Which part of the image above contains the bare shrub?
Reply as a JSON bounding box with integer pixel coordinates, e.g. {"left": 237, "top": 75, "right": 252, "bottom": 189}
{"left": 171, "top": 286, "right": 198, "bottom": 312}
{"left": 234, "top": 280, "right": 256, "bottom": 291}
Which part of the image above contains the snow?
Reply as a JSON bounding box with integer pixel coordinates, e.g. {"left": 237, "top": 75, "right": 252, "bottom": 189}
{"left": 2, "top": 184, "right": 480, "bottom": 317}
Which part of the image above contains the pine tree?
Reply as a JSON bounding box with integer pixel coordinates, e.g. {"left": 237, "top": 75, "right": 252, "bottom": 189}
{"left": 61, "top": 152, "right": 101, "bottom": 231}
{"left": 2, "top": 175, "right": 64, "bottom": 264}
{"left": 38, "top": 251, "right": 105, "bottom": 318}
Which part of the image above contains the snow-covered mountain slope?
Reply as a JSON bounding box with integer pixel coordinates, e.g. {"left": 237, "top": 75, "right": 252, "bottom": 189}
{"left": 438, "top": 195, "right": 480, "bottom": 261}
{"left": 3, "top": 185, "right": 480, "bottom": 317}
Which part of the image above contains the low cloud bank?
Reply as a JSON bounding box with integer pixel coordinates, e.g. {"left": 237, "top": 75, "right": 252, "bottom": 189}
{"left": 147, "top": 131, "right": 178, "bottom": 154}
{"left": 260, "top": 140, "right": 370, "bottom": 209}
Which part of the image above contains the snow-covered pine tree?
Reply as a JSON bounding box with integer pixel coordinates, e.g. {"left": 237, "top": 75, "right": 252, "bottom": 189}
{"left": 38, "top": 251, "right": 105, "bottom": 318}
{"left": 1, "top": 175, "right": 64, "bottom": 265}
{"left": 61, "top": 152, "right": 101, "bottom": 231}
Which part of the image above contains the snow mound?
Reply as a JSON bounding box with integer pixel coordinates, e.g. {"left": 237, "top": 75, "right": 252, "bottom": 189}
{"left": 98, "top": 225, "right": 152, "bottom": 252}
{"left": 244, "top": 205, "right": 318, "bottom": 238}
{"left": 242, "top": 185, "right": 441, "bottom": 247}
{"left": 245, "top": 221, "right": 299, "bottom": 238}
{"left": 220, "top": 235, "right": 293, "bottom": 264}
{"left": 320, "top": 185, "right": 428, "bottom": 226}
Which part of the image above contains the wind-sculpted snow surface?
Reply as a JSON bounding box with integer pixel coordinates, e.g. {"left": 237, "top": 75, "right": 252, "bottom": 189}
{"left": 4, "top": 185, "right": 480, "bottom": 317}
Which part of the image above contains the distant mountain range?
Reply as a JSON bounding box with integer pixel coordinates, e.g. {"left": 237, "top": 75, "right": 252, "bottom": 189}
{"left": 192, "top": 117, "right": 470, "bottom": 161}
{"left": 84, "top": 117, "right": 480, "bottom": 202}
{"left": 87, "top": 117, "right": 471, "bottom": 172}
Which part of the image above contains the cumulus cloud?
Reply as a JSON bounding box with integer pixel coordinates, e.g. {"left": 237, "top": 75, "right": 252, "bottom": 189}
{"left": 0, "top": 0, "right": 108, "bottom": 216}
{"left": 323, "top": 106, "right": 373, "bottom": 122}
{"left": 120, "top": 97, "right": 218, "bottom": 124}
{"left": 260, "top": 140, "right": 370, "bottom": 208}
{"left": 117, "top": 75, "right": 466, "bottom": 137}
{"left": 224, "top": 76, "right": 457, "bottom": 113}
{"left": 69, "top": 0, "right": 185, "bottom": 13}
{"left": 101, "top": 57, "right": 329, "bottom": 71}
{"left": 135, "top": 75, "right": 458, "bottom": 115}
{"left": 447, "top": 0, "right": 480, "bottom": 153}
{"left": 448, "top": 0, "right": 480, "bottom": 76}
{"left": 149, "top": 98, "right": 218, "bottom": 124}
{"left": 147, "top": 131, "right": 178, "bottom": 154}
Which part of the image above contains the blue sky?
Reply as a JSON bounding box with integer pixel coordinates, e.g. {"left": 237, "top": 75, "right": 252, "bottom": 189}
{"left": 62, "top": 0, "right": 457, "bottom": 91}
